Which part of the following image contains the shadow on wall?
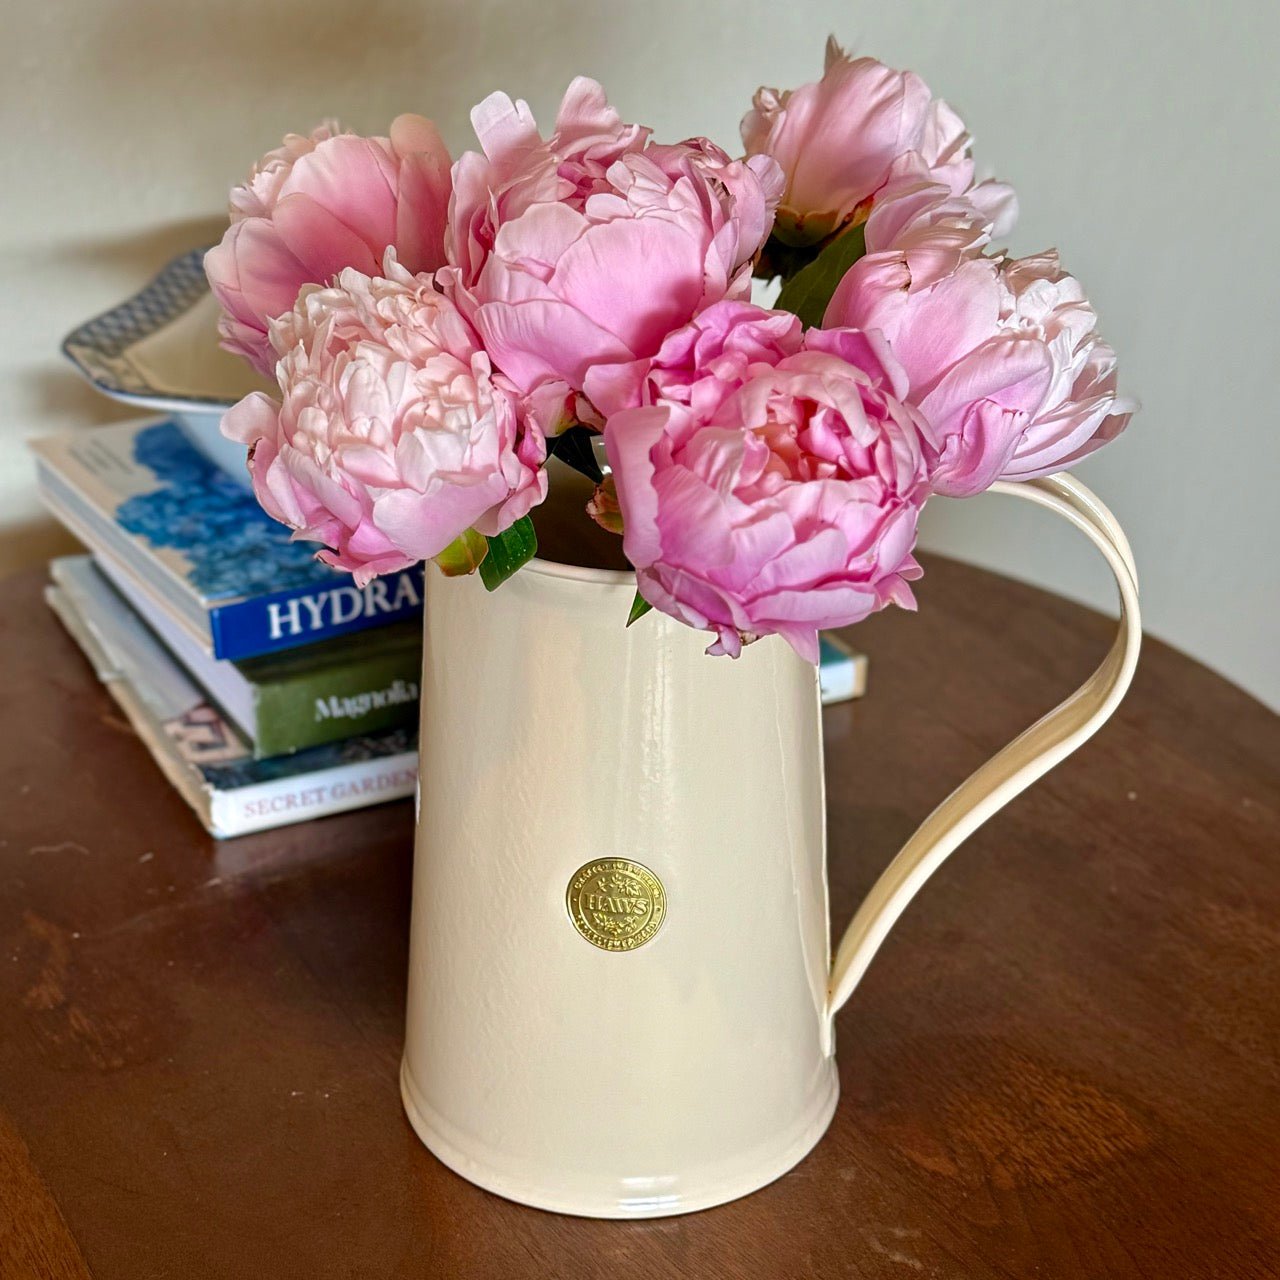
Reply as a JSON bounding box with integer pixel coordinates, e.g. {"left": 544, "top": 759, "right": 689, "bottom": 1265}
{"left": 11, "top": 0, "right": 638, "bottom": 490}
{"left": 23, "top": 366, "right": 138, "bottom": 437}
{"left": 56, "top": 217, "right": 230, "bottom": 282}
{"left": 21, "top": 215, "right": 230, "bottom": 425}
{"left": 53, "top": 0, "right": 635, "bottom": 155}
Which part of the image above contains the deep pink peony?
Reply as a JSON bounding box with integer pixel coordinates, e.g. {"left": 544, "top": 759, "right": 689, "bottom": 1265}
{"left": 442, "top": 78, "right": 783, "bottom": 422}
{"left": 604, "top": 319, "right": 928, "bottom": 661}
{"left": 221, "top": 258, "right": 546, "bottom": 584}
{"left": 826, "top": 247, "right": 1134, "bottom": 496}
{"left": 206, "top": 116, "right": 452, "bottom": 378}
{"left": 586, "top": 298, "right": 805, "bottom": 418}
{"left": 742, "top": 38, "right": 1015, "bottom": 248}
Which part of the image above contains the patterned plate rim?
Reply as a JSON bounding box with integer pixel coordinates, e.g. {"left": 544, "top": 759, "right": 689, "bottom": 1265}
{"left": 61, "top": 247, "right": 236, "bottom": 412}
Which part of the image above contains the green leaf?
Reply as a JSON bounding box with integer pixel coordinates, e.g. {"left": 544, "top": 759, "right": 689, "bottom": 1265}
{"left": 432, "top": 527, "right": 488, "bottom": 577}
{"left": 775, "top": 221, "right": 868, "bottom": 329}
{"left": 548, "top": 425, "right": 605, "bottom": 484}
{"left": 626, "top": 591, "right": 653, "bottom": 626}
{"left": 479, "top": 517, "right": 538, "bottom": 591}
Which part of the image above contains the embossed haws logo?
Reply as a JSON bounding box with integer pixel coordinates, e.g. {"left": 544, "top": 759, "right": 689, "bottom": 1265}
{"left": 566, "top": 859, "right": 666, "bottom": 952}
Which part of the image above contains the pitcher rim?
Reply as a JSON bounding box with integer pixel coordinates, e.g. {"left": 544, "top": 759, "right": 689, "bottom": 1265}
{"left": 522, "top": 556, "right": 635, "bottom": 588}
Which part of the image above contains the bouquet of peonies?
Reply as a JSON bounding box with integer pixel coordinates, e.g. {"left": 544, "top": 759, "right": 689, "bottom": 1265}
{"left": 209, "top": 39, "right": 1133, "bottom": 663}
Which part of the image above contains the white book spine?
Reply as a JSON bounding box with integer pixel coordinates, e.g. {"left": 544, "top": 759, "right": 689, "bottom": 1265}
{"left": 208, "top": 752, "right": 418, "bottom": 838}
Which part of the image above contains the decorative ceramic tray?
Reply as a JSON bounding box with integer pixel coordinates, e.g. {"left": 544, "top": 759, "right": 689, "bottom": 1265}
{"left": 61, "top": 248, "right": 270, "bottom": 479}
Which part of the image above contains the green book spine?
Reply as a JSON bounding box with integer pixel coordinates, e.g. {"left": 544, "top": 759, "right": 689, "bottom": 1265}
{"left": 238, "top": 625, "right": 422, "bottom": 758}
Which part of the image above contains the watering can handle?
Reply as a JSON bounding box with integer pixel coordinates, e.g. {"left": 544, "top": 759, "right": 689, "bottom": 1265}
{"left": 826, "top": 472, "right": 1142, "bottom": 1019}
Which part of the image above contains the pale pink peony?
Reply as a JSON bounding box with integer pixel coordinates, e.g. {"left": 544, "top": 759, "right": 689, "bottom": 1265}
{"left": 221, "top": 258, "right": 546, "bottom": 584}
{"left": 826, "top": 248, "right": 1134, "bottom": 496}
{"left": 604, "top": 321, "right": 928, "bottom": 662}
{"left": 742, "top": 38, "right": 1015, "bottom": 248}
{"left": 996, "top": 252, "right": 1136, "bottom": 480}
{"left": 443, "top": 78, "right": 783, "bottom": 420}
{"left": 862, "top": 154, "right": 1015, "bottom": 278}
{"left": 206, "top": 116, "right": 452, "bottom": 378}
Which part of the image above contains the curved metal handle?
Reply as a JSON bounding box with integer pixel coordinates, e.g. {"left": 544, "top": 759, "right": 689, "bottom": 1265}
{"left": 826, "top": 472, "right": 1142, "bottom": 1019}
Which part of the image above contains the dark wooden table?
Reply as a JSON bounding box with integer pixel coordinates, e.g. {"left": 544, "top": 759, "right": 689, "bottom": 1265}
{"left": 1, "top": 559, "right": 1276, "bottom": 1279}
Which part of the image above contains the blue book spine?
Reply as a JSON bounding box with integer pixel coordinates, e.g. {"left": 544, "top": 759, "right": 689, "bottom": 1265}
{"left": 209, "top": 565, "right": 425, "bottom": 660}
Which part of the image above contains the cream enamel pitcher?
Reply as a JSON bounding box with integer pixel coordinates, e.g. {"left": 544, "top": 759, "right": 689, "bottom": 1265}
{"left": 400, "top": 472, "right": 1141, "bottom": 1218}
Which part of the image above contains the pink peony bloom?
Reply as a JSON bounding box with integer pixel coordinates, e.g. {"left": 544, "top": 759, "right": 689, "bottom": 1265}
{"left": 221, "top": 258, "right": 546, "bottom": 585}
{"left": 443, "top": 78, "right": 783, "bottom": 419}
{"left": 826, "top": 248, "right": 1134, "bottom": 496}
{"left": 226, "top": 120, "right": 344, "bottom": 221}
{"left": 604, "top": 321, "right": 928, "bottom": 661}
{"left": 206, "top": 116, "right": 452, "bottom": 378}
{"left": 742, "top": 38, "right": 1015, "bottom": 248}
{"left": 996, "top": 252, "right": 1136, "bottom": 480}
{"left": 863, "top": 154, "right": 1015, "bottom": 278}
{"left": 585, "top": 298, "right": 804, "bottom": 418}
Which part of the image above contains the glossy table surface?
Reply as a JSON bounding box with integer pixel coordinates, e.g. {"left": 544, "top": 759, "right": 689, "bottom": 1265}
{"left": 0, "top": 559, "right": 1276, "bottom": 1279}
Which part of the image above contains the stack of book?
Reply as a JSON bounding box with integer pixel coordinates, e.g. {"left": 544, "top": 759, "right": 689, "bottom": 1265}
{"left": 35, "top": 417, "right": 428, "bottom": 837}
{"left": 35, "top": 416, "right": 867, "bottom": 839}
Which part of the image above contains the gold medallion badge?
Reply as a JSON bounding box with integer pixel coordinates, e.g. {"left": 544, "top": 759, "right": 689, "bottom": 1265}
{"left": 566, "top": 858, "right": 666, "bottom": 952}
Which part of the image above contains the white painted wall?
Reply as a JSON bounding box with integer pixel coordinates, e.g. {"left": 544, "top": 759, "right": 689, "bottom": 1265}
{"left": 3, "top": 0, "right": 1276, "bottom": 705}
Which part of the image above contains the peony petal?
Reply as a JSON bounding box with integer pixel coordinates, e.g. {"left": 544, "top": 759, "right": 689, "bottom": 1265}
{"left": 280, "top": 136, "right": 400, "bottom": 252}
{"left": 553, "top": 77, "right": 630, "bottom": 149}
{"left": 221, "top": 391, "right": 280, "bottom": 444}
{"left": 549, "top": 217, "right": 706, "bottom": 357}
{"left": 207, "top": 218, "right": 311, "bottom": 339}
{"left": 473, "top": 295, "right": 634, "bottom": 392}
{"left": 271, "top": 193, "right": 382, "bottom": 283}
{"left": 920, "top": 337, "right": 1053, "bottom": 496}
{"left": 373, "top": 480, "right": 504, "bottom": 561}
{"left": 603, "top": 404, "right": 674, "bottom": 569}
{"left": 470, "top": 91, "right": 540, "bottom": 167}
{"left": 391, "top": 114, "right": 452, "bottom": 272}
